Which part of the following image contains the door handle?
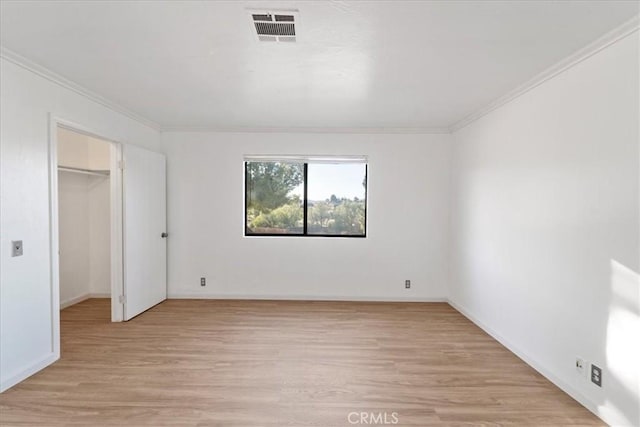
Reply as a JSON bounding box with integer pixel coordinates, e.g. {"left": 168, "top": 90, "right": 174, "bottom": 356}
{"left": 161, "top": 232, "right": 168, "bottom": 238}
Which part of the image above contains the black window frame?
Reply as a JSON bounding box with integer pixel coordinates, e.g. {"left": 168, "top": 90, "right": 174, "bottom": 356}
{"left": 244, "top": 161, "right": 368, "bottom": 238}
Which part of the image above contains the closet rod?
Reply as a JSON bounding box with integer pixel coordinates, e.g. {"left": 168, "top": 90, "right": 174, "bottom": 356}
{"left": 58, "top": 166, "right": 110, "bottom": 177}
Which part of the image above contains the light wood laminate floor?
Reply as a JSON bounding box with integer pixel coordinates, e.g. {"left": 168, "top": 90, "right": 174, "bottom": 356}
{"left": 0, "top": 299, "right": 602, "bottom": 426}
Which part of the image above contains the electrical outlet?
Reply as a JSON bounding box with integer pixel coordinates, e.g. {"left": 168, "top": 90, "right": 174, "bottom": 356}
{"left": 200, "top": 277, "right": 206, "bottom": 287}
{"left": 405, "top": 280, "right": 411, "bottom": 289}
{"left": 591, "top": 364, "right": 602, "bottom": 387}
{"left": 575, "top": 357, "right": 585, "bottom": 375}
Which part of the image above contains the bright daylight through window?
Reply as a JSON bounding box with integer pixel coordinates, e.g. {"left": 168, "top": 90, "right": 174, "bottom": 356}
{"left": 245, "top": 158, "right": 367, "bottom": 237}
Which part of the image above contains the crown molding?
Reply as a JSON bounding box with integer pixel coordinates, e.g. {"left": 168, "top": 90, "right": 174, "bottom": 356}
{"left": 0, "top": 46, "right": 161, "bottom": 131}
{"left": 449, "top": 15, "right": 640, "bottom": 133}
{"left": 159, "top": 125, "right": 451, "bottom": 134}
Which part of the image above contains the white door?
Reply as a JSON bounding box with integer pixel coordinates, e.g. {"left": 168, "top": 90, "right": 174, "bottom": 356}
{"left": 122, "top": 144, "right": 167, "bottom": 320}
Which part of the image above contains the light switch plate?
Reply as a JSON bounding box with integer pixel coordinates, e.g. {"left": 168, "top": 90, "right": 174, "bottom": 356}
{"left": 11, "top": 240, "right": 23, "bottom": 257}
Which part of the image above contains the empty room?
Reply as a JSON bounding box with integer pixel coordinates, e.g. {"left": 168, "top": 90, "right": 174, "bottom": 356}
{"left": 0, "top": 1, "right": 638, "bottom": 426}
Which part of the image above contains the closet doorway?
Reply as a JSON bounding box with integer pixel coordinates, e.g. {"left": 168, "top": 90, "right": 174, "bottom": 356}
{"left": 50, "top": 117, "right": 167, "bottom": 333}
{"left": 56, "top": 126, "right": 120, "bottom": 320}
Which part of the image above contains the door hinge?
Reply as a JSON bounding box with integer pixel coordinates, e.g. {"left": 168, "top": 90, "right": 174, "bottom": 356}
{"left": 119, "top": 295, "right": 126, "bottom": 304}
{"left": 118, "top": 160, "right": 125, "bottom": 170}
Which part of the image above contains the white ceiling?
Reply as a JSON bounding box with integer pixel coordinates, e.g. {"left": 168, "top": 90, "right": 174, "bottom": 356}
{"left": 1, "top": 1, "right": 637, "bottom": 130}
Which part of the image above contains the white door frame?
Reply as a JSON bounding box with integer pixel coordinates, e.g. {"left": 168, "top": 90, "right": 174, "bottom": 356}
{"left": 48, "top": 114, "right": 125, "bottom": 331}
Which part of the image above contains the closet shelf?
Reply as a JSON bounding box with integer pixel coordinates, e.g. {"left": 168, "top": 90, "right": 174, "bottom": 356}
{"left": 58, "top": 166, "right": 110, "bottom": 177}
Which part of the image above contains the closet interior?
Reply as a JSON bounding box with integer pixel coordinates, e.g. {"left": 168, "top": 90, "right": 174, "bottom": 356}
{"left": 57, "top": 127, "right": 112, "bottom": 309}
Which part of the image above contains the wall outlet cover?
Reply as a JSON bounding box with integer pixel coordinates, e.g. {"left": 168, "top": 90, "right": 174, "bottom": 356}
{"left": 591, "top": 364, "right": 602, "bottom": 387}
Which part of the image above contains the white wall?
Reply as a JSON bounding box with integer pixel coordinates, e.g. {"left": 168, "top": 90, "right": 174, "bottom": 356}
{"left": 162, "top": 132, "right": 451, "bottom": 301}
{"left": 57, "top": 127, "right": 89, "bottom": 169}
{"left": 58, "top": 127, "right": 111, "bottom": 171}
{"left": 450, "top": 31, "right": 639, "bottom": 427}
{"left": 0, "top": 57, "right": 161, "bottom": 392}
{"left": 88, "top": 175, "right": 111, "bottom": 295}
{"left": 58, "top": 171, "right": 91, "bottom": 305}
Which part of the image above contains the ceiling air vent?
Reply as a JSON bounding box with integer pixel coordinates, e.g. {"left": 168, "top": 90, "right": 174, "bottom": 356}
{"left": 249, "top": 10, "right": 298, "bottom": 43}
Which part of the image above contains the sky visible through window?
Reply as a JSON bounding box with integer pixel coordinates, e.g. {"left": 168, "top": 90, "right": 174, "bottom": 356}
{"left": 290, "top": 163, "right": 366, "bottom": 201}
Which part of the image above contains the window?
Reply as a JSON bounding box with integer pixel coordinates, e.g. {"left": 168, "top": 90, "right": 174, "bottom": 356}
{"left": 245, "top": 157, "right": 367, "bottom": 237}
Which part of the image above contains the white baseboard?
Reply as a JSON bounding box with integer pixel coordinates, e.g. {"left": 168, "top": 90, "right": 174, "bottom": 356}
{"left": 0, "top": 352, "right": 58, "bottom": 393}
{"left": 168, "top": 292, "right": 447, "bottom": 303}
{"left": 446, "top": 299, "right": 603, "bottom": 424}
{"left": 89, "top": 292, "right": 111, "bottom": 298}
{"left": 60, "top": 293, "right": 111, "bottom": 309}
